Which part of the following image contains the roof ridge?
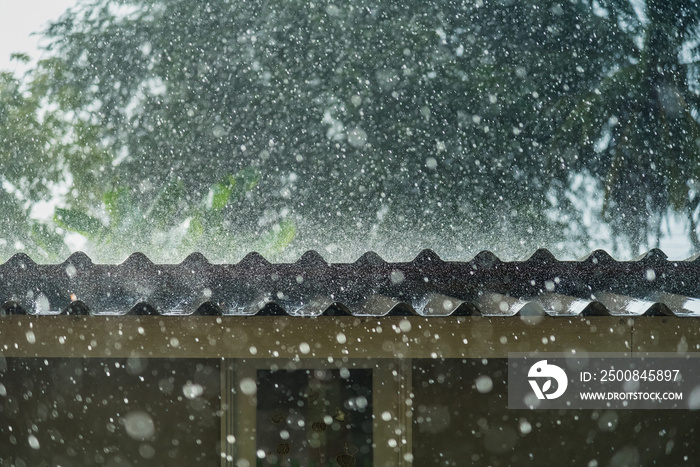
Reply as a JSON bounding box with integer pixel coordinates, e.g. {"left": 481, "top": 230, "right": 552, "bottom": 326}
{"left": 3, "top": 248, "right": 698, "bottom": 266}
{"left": 1, "top": 249, "right": 699, "bottom": 317}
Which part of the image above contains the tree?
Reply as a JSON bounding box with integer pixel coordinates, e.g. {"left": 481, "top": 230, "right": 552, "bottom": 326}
{"left": 0, "top": 54, "right": 112, "bottom": 261}
{"left": 549, "top": 0, "right": 700, "bottom": 253}
{"left": 6, "top": 0, "right": 700, "bottom": 260}
{"left": 53, "top": 167, "right": 296, "bottom": 262}
{"left": 1, "top": 55, "right": 296, "bottom": 263}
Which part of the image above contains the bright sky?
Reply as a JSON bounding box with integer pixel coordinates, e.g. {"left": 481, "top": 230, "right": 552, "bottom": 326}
{"left": 0, "top": 0, "right": 78, "bottom": 74}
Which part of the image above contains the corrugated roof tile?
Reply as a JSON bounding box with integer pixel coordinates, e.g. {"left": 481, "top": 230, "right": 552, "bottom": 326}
{"left": 1, "top": 250, "right": 699, "bottom": 317}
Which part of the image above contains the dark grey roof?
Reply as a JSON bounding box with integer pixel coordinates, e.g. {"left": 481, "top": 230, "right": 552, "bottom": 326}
{"left": 1, "top": 249, "right": 699, "bottom": 317}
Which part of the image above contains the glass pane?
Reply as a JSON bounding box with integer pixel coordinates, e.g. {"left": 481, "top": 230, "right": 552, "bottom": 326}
{"left": 256, "top": 369, "right": 372, "bottom": 466}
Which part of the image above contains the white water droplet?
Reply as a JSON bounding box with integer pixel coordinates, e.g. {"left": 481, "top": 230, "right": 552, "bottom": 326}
{"left": 28, "top": 434, "right": 40, "bottom": 450}
{"left": 139, "top": 443, "right": 156, "bottom": 459}
{"left": 475, "top": 375, "right": 493, "bottom": 393}
{"left": 519, "top": 419, "right": 532, "bottom": 434}
{"left": 240, "top": 378, "right": 257, "bottom": 396}
{"left": 33, "top": 294, "right": 51, "bottom": 314}
{"left": 688, "top": 386, "right": 700, "bottom": 410}
{"left": 25, "top": 331, "right": 36, "bottom": 344}
{"left": 347, "top": 127, "right": 368, "bottom": 147}
{"left": 182, "top": 383, "right": 204, "bottom": 399}
{"left": 390, "top": 270, "right": 405, "bottom": 284}
{"left": 123, "top": 411, "right": 155, "bottom": 441}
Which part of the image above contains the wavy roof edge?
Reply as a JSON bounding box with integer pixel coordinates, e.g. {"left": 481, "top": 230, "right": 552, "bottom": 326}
{"left": 2, "top": 248, "right": 700, "bottom": 317}
{"left": 0, "top": 297, "right": 688, "bottom": 318}
{"left": 0, "top": 247, "right": 695, "bottom": 267}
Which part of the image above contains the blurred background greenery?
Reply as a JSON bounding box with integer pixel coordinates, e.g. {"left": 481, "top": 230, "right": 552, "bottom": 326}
{"left": 1, "top": 0, "right": 698, "bottom": 262}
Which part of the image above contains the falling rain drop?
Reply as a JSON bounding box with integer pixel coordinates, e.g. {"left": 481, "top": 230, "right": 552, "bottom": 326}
{"left": 123, "top": 411, "right": 156, "bottom": 441}
{"left": 240, "top": 378, "right": 257, "bottom": 396}
{"left": 28, "top": 434, "right": 40, "bottom": 450}
{"left": 475, "top": 375, "right": 493, "bottom": 394}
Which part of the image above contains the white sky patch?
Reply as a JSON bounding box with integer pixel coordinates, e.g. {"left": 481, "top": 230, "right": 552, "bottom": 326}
{"left": 64, "top": 232, "right": 87, "bottom": 252}
{"left": 0, "top": 0, "right": 78, "bottom": 74}
{"left": 658, "top": 213, "right": 694, "bottom": 260}
{"left": 27, "top": 170, "right": 74, "bottom": 221}
{"left": 29, "top": 200, "right": 56, "bottom": 220}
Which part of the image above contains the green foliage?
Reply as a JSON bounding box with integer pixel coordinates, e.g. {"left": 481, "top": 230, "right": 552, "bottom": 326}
{"left": 210, "top": 176, "right": 235, "bottom": 211}
{"left": 39, "top": 0, "right": 628, "bottom": 251}
{"left": 35, "top": 0, "right": 699, "bottom": 256}
{"left": 0, "top": 53, "right": 108, "bottom": 261}
{"left": 2, "top": 0, "right": 699, "bottom": 261}
{"left": 54, "top": 207, "right": 103, "bottom": 237}
{"left": 256, "top": 219, "right": 297, "bottom": 258}
{"left": 103, "top": 188, "right": 132, "bottom": 227}
{"left": 546, "top": 0, "right": 700, "bottom": 251}
{"left": 0, "top": 54, "right": 293, "bottom": 262}
{"left": 51, "top": 168, "right": 296, "bottom": 262}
